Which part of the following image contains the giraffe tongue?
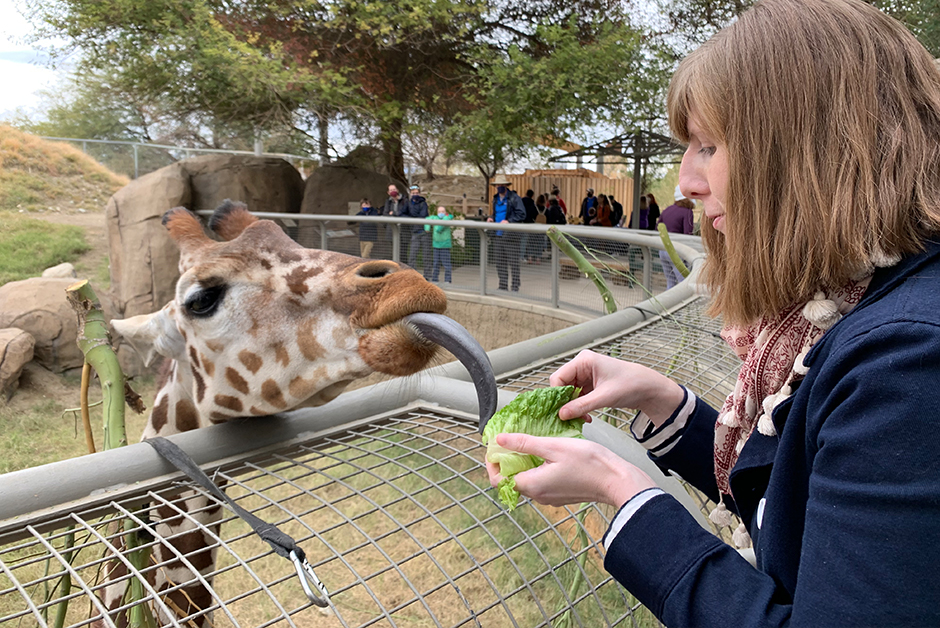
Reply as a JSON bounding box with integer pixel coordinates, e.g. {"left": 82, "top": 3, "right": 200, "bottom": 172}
{"left": 403, "top": 312, "right": 497, "bottom": 431}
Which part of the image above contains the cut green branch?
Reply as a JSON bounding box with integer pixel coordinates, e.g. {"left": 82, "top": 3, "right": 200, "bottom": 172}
{"left": 657, "top": 223, "right": 690, "bottom": 278}
{"left": 66, "top": 280, "right": 127, "bottom": 451}
{"left": 547, "top": 227, "right": 617, "bottom": 314}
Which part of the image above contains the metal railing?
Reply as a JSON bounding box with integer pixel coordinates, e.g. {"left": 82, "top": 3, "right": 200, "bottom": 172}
{"left": 39, "top": 136, "right": 316, "bottom": 180}
{"left": 226, "top": 211, "right": 704, "bottom": 319}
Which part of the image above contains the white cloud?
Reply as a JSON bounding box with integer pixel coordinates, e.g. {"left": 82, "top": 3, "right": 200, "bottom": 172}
{"left": 0, "top": 0, "right": 63, "bottom": 119}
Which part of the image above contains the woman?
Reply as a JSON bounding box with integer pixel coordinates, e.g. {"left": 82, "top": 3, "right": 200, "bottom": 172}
{"left": 638, "top": 195, "right": 649, "bottom": 229}
{"left": 591, "top": 193, "right": 613, "bottom": 227}
{"left": 487, "top": 1, "right": 940, "bottom": 626}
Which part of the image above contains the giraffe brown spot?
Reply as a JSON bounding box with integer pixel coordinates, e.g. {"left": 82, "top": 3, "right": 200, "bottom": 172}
{"left": 192, "top": 367, "right": 206, "bottom": 403}
{"left": 214, "top": 394, "right": 243, "bottom": 413}
{"left": 151, "top": 394, "right": 169, "bottom": 432}
{"left": 209, "top": 412, "right": 230, "bottom": 423}
{"left": 248, "top": 315, "right": 261, "bottom": 337}
{"left": 297, "top": 318, "right": 327, "bottom": 361}
{"left": 288, "top": 367, "right": 328, "bottom": 400}
{"left": 205, "top": 339, "right": 224, "bottom": 353}
{"left": 188, "top": 346, "right": 200, "bottom": 370}
{"left": 225, "top": 367, "right": 249, "bottom": 395}
{"left": 180, "top": 327, "right": 188, "bottom": 342}
{"left": 278, "top": 249, "right": 302, "bottom": 264}
{"left": 238, "top": 349, "right": 263, "bottom": 374}
{"left": 284, "top": 265, "right": 324, "bottom": 296}
{"left": 176, "top": 399, "right": 199, "bottom": 432}
{"left": 200, "top": 354, "right": 215, "bottom": 377}
{"left": 260, "top": 258, "right": 272, "bottom": 270}
{"left": 261, "top": 379, "right": 288, "bottom": 409}
{"left": 274, "top": 342, "right": 290, "bottom": 367}
{"left": 250, "top": 406, "right": 267, "bottom": 415}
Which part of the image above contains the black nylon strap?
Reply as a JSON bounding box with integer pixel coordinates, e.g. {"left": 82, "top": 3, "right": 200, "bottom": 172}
{"left": 144, "top": 436, "right": 304, "bottom": 561}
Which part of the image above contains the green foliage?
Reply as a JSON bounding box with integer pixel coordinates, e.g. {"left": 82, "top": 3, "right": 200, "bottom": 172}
{"left": 0, "top": 213, "right": 90, "bottom": 285}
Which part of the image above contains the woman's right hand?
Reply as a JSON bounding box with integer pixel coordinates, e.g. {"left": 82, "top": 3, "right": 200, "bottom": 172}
{"left": 549, "top": 350, "right": 685, "bottom": 427}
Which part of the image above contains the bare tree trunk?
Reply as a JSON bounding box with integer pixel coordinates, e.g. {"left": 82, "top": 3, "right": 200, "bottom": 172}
{"left": 381, "top": 117, "right": 407, "bottom": 184}
{"left": 317, "top": 111, "right": 330, "bottom": 166}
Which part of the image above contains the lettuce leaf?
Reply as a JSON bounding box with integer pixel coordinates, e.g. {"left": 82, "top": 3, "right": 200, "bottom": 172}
{"left": 481, "top": 385, "right": 582, "bottom": 511}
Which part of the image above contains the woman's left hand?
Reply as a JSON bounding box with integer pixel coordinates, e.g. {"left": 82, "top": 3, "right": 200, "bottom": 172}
{"left": 485, "top": 433, "right": 657, "bottom": 508}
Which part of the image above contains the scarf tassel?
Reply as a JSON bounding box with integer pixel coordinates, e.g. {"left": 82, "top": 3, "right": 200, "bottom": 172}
{"left": 733, "top": 522, "right": 752, "bottom": 549}
{"left": 709, "top": 500, "right": 735, "bottom": 527}
{"left": 802, "top": 291, "right": 841, "bottom": 330}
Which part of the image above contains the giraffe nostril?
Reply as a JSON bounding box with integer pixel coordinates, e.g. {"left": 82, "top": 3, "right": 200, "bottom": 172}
{"left": 356, "top": 261, "right": 398, "bottom": 279}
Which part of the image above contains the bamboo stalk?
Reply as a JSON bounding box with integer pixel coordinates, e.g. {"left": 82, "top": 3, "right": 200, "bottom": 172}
{"left": 547, "top": 228, "right": 618, "bottom": 315}
{"left": 66, "top": 280, "right": 126, "bottom": 451}
{"left": 657, "top": 223, "right": 690, "bottom": 278}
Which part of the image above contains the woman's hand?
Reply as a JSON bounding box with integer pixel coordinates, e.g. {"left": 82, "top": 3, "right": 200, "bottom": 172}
{"left": 550, "top": 350, "right": 685, "bottom": 427}
{"left": 486, "top": 433, "right": 656, "bottom": 508}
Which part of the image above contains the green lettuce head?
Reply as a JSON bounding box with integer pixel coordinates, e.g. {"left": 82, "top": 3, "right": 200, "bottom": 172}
{"left": 481, "top": 385, "right": 583, "bottom": 511}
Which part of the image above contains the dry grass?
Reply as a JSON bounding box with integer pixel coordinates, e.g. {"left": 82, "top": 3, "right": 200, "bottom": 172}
{"left": 0, "top": 125, "right": 127, "bottom": 213}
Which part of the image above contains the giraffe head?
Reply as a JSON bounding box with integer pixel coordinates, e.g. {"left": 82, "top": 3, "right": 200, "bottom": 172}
{"left": 113, "top": 201, "right": 451, "bottom": 422}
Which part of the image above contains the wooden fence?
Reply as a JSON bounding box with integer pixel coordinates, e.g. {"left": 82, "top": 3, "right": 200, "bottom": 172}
{"left": 506, "top": 170, "right": 633, "bottom": 222}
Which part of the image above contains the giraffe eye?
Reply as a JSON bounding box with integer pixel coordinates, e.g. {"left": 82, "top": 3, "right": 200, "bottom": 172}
{"left": 185, "top": 285, "right": 226, "bottom": 317}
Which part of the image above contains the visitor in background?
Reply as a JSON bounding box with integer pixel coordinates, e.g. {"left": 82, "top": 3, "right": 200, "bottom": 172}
{"left": 646, "top": 192, "right": 661, "bottom": 230}
{"left": 638, "top": 195, "right": 650, "bottom": 229}
{"left": 487, "top": 177, "right": 526, "bottom": 291}
{"left": 356, "top": 198, "right": 380, "bottom": 258}
{"left": 381, "top": 184, "right": 403, "bottom": 254}
{"left": 657, "top": 186, "right": 695, "bottom": 289}
{"left": 551, "top": 185, "right": 568, "bottom": 215}
{"left": 521, "top": 189, "right": 538, "bottom": 264}
{"left": 529, "top": 193, "right": 549, "bottom": 262}
{"left": 591, "top": 193, "right": 613, "bottom": 227}
{"left": 580, "top": 188, "right": 598, "bottom": 225}
{"left": 609, "top": 193, "right": 624, "bottom": 228}
{"left": 400, "top": 184, "right": 431, "bottom": 279}
{"left": 425, "top": 205, "right": 454, "bottom": 284}
{"left": 545, "top": 197, "right": 566, "bottom": 226}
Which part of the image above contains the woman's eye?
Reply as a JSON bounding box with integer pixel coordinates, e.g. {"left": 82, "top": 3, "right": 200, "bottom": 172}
{"left": 699, "top": 146, "right": 717, "bottom": 156}
{"left": 185, "top": 285, "right": 226, "bottom": 317}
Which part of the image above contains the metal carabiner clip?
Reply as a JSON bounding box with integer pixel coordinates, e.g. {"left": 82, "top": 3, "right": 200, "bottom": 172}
{"left": 289, "top": 549, "right": 330, "bottom": 608}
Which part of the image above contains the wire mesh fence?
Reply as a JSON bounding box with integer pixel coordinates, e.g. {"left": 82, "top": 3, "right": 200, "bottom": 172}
{"left": 0, "top": 296, "right": 730, "bottom": 628}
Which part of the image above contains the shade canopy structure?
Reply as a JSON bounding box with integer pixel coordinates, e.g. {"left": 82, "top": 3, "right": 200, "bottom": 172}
{"left": 549, "top": 130, "right": 687, "bottom": 228}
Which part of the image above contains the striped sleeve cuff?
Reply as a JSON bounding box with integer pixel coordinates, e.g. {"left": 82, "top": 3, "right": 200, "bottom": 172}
{"left": 602, "top": 488, "right": 665, "bottom": 551}
{"left": 629, "top": 387, "right": 696, "bottom": 457}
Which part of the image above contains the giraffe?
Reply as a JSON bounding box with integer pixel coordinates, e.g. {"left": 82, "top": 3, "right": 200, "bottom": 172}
{"left": 98, "top": 200, "right": 488, "bottom": 627}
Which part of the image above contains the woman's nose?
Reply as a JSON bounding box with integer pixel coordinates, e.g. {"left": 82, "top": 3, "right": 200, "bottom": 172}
{"left": 678, "top": 149, "right": 706, "bottom": 200}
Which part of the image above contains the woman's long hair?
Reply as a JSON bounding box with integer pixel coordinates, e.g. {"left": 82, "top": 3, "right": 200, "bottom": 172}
{"left": 668, "top": 0, "right": 940, "bottom": 324}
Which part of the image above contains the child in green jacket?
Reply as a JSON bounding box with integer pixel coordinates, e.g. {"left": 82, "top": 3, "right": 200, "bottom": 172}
{"left": 425, "top": 207, "right": 453, "bottom": 283}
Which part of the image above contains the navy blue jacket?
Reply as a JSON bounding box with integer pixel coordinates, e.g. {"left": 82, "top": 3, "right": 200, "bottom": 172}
{"left": 356, "top": 206, "right": 381, "bottom": 241}
{"left": 606, "top": 241, "right": 940, "bottom": 627}
{"left": 491, "top": 191, "right": 526, "bottom": 225}
{"left": 399, "top": 194, "right": 429, "bottom": 234}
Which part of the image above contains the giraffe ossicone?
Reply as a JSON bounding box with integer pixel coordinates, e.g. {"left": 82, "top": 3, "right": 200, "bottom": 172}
{"left": 100, "top": 200, "right": 494, "bottom": 627}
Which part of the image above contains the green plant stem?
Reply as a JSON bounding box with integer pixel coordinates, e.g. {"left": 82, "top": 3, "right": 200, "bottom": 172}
{"left": 547, "top": 228, "right": 617, "bottom": 314}
{"left": 657, "top": 223, "right": 690, "bottom": 278}
{"left": 52, "top": 528, "right": 76, "bottom": 628}
{"left": 66, "top": 280, "right": 126, "bottom": 450}
{"left": 555, "top": 505, "right": 591, "bottom": 628}
{"left": 122, "top": 522, "right": 157, "bottom": 628}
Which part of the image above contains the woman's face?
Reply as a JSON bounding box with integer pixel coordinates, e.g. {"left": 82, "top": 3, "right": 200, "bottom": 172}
{"left": 678, "top": 111, "right": 729, "bottom": 234}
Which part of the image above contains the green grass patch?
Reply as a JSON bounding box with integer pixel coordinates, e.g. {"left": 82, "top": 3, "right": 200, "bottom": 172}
{"left": 0, "top": 212, "right": 90, "bottom": 284}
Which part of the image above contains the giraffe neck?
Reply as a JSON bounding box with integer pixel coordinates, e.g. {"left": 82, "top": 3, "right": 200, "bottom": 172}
{"left": 142, "top": 360, "right": 207, "bottom": 441}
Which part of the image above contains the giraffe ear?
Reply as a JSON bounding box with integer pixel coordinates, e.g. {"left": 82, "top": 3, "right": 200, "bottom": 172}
{"left": 208, "top": 199, "right": 257, "bottom": 241}
{"left": 111, "top": 305, "right": 186, "bottom": 367}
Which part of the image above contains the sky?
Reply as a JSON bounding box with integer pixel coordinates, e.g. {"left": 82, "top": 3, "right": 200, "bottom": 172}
{"left": 0, "top": 0, "right": 62, "bottom": 120}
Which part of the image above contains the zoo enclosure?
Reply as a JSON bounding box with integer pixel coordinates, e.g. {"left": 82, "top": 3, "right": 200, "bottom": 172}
{"left": 0, "top": 227, "right": 731, "bottom": 628}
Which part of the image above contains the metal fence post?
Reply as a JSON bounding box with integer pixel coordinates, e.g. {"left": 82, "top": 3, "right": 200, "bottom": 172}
{"left": 133, "top": 144, "right": 139, "bottom": 179}
{"left": 392, "top": 224, "right": 401, "bottom": 262}
{"left": 551, "top": 241, "right": 560, "bottom": 309}
{"left": 642, "top": 246, "right": 653, "bottom": 293}
{"left": 321, "top": 224, "right": 328, "bottom": 251}
{"left": 479, "top": 230, "right": 488, "bottom": 296}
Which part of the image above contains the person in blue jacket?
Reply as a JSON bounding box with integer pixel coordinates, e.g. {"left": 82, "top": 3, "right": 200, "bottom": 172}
{"left": 487, "top": 177, "right": 526, "bottom": 291}
{"left": 486, "top": 1, "right": 940, "bottom": 626}
{"left": 355, "top": 198, "right": 380, "bottom": 258}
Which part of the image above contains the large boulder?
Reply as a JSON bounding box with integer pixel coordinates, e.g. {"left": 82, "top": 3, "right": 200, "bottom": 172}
{"left": 298, "top": 165, "right": 406, "bottom": 253}
{"left": 0, "top": 328, "right": 35, "bottom": 400}
{"left": 0, "top": 278, "right": 82, "bottom": 373}
{"left": 106, "top": 155, "right": 305, "bottom": 375}
{"left": 184, "top": 154, "right": 305, "bottom": 213}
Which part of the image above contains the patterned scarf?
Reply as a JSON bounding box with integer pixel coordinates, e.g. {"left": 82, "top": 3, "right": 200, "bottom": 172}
{"left": 708, "top": 278, "right": 871, "bottom": 543}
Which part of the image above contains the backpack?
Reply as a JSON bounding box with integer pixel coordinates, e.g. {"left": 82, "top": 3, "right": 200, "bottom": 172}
{"left": 535, "top": 207, "right": 547, "bottom": 224}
